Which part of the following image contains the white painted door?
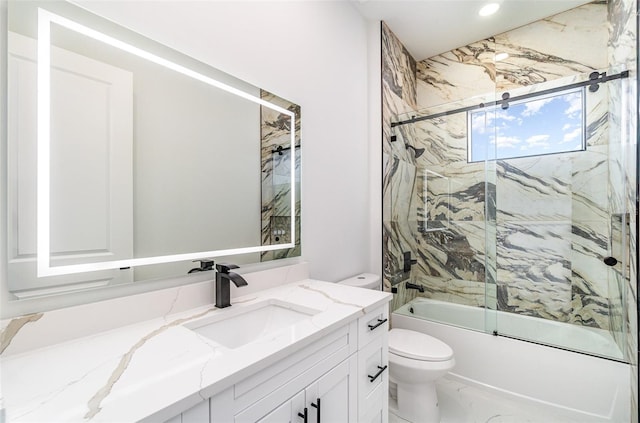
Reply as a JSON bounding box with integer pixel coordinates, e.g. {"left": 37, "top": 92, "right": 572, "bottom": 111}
{"left": 7, "top": 31, "right": 134, "bottom": 296}
{"left": 256, "top": 391, "right": 305, "bottom": 423}
{"left": 305, "top": 357, "right": 357, "bottom": 423}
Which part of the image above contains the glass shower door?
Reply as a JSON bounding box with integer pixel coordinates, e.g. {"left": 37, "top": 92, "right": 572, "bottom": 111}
{"left": 491, "top": 70, "right": 631, "bottom": 362}
{"left": 389, "top": 93, "right": 499, "bottom": 335}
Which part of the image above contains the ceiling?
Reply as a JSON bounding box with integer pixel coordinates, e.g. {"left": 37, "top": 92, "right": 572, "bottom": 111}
{"left": 351, "top": 0, "right": 593, "bottom": 61}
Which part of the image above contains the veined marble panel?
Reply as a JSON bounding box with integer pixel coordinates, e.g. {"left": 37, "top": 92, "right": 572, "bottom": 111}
{"left": 389, "top": 278, "right": 418, "bottom": 313}
{"left": 382, "top": 22, "right": 417, "bottom": 161}
{"left": 383, "top": 220, "right": 417, "bottom": 285}
{"left": 608, "top": 0, "right": 637, "bottom": 69}
{"left": 414, "top": 221, "right": 486, "bottom": 284}
{"left": 382, "top": 22, "right": 419, "bottom": 292}
{"left": 388, "top": 156, "right": 416, "bottom": 223}
{"left": 382, "top": 22, "right": 417, "bottom": 113}
{"left": 571, "top": 146, "right": 609, "bottom": 222}
{"left": 570, "top": 220, "right": 610, "bottom": 329}
{"left": 607, "top": 3, "right": 638, "bottom": 399}
{"left": 384, "top": 158, "right": 419, "bottom": 283}
{"left": 586, "top": 81, "right": 609, "bottom": 147}
{"left": 494, "top": 3, "right": 608, "bottom": 91}
{"left": 496, "top": 158, "right": 572, "bottom": 221}
{"left": 413, "top": 276, "right": 486, "bottom": 308}
{"left": 609, "top": 0, "right": 637, "bottom": 373}
{"left": 390, "top": 122, "right": 422, "bottom": 165}
{"left": 415, "top": 162, "right": 486, "bottom": 222}
{"left": 416, "top": 39, "right": 496, "bottom": 109}
{"left": 412, "top": 111, "right": 468, "bottom": 165}
{"left": 259, "top": 90, "right": 301, "bottom": 262}
{"left": 497, "top": 221, "right": 573, "bottom": 321}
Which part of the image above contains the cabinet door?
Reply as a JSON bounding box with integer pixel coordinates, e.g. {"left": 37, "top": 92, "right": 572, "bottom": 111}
{"left": 358, "top": 333, "right": 388, "bottom": 419}
{"left": 256, "top": 391, "right": 305, "bottom": 423}
{"left": 305, "top": 356, "right": 357, "bottom": 423}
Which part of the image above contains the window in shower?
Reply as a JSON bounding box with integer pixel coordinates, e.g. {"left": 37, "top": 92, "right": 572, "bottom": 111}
{"left": 468, "top": 87, "right": 586, "bottom": 162}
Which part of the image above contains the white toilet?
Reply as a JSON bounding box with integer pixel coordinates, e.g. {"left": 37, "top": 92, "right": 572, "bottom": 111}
{"left": 388, "top": 328, "right": 454, "bottom": 422}
{"left": 337, "top": 273, "right": 382, "bottom": 290}
{"left": 337, "top": 274, "right": 455, "bottom": 423}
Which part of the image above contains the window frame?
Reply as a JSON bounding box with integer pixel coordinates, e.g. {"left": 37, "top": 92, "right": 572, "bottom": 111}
{"left": 467, "top": 86, "right": 587, "bottom": 163}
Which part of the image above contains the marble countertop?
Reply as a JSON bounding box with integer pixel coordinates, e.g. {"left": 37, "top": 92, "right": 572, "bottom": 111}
{"left": 1, "top": 279, "right": 391, "bottom": 422}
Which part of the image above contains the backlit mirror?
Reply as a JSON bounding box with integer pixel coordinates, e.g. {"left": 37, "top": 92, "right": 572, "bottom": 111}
{"left": 5, "top": 1, "right": 301, "bottom": 297}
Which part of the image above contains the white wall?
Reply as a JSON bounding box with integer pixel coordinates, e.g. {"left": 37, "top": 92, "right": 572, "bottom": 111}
{"left": 0, "top": 1, "right": 374, "bottom": 317}
{"left": 367, "top": 21, "right": 383, "bottom": 278}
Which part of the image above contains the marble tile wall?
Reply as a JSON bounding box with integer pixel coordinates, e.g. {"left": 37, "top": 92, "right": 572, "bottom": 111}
{"left": 383, "top": 0, "right": 636, "bottom": 364}
{"left": 412, "top": 3, "right": 619, "bottom": 330}
{"left": 607, "top": 0, "right": 638, "bottom": 418}
{"left": 259, "top": 90, "right": 301, "bottom": 261}
{"left": 381, "top": 23, "right": 422, "bottom": 311}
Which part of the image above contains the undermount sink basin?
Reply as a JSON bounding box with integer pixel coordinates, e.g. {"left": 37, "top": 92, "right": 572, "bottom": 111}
{"left": 184, "top": 300, "right": 321, "bottom": 349}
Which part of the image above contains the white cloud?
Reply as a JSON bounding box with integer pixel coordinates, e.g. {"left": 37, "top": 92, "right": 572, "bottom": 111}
{"left": 473, "top": 108, "right": 517, "bottom": 131}
{"left": 472, "top": 113, "right": 488, "bottom": 134}
{"left": 495, "top": 109, "right": 517, "bottom": 121}
{"left": 494, "top": 135, "right": 521, "bottom": 148}
{"left": 562, "top": 127, "right": 581, "bottom": 144}
{"left": 563, "top": 92, "right": 582, "bottom": 119}
{"left": 521, "top": 134, "right": 551, "bottom": 150}
{"left": 562, "top": 123, "right": 572, "bottom": 131}
{"left": 521, "top": 98, "right": 554, "bottom": 116}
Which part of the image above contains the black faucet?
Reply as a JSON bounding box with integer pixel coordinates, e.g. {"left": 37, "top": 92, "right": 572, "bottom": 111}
{"left": 215, "top": 263, "right": 248, "bottom": 308}
{"left": 188, "top": 259, "right": 215, "bottom": 273}
{"left": 406, "top": 282, "right": 425, "bottom": 293}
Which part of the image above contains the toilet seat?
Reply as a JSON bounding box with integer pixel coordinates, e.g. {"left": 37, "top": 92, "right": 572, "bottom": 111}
{"left": 389, "top": 328, "right": 453, "bottom": 362}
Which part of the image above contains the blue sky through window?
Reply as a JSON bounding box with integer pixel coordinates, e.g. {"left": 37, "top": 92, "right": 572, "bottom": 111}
{"left": 468, "top": 88, "right": 585, "bottom": 162}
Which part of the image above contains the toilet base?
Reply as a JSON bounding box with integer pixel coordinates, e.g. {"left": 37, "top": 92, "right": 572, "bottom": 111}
{"left": 393, "top": 380, "right": 440, "bottom": 423}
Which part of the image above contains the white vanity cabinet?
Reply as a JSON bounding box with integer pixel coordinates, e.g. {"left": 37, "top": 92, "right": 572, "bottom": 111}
{"left": 357, "top": 305, "right": 389, "bottom": 423}
{"left": 239, "top": 357, "right": 357, "bottom": 423}
{"left": 164, "top": 304, "right": 389, "bottom": 423}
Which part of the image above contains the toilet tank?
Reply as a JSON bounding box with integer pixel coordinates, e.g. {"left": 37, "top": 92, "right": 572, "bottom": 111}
{"left": 337, "top": 273, "right": 381, "bottom": 290}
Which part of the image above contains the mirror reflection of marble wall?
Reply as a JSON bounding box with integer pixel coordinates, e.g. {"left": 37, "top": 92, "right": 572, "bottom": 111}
{"left": 260, "top": 90, "right": 301, "bottom": 262}
{"left": 5, "top": 1, "right": 300, "bottom": 297}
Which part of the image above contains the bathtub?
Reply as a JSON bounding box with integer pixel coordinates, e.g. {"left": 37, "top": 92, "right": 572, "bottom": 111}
{"left": 393, "top": 298, "right": 632, "bottom": 421}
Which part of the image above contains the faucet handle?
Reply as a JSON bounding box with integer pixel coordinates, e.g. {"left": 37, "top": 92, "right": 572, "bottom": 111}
{"left": 188, "top": 259, "right": 214, "bottom": 273}
{"left": 216, "top": 263, "right": 240, "bottom": 273}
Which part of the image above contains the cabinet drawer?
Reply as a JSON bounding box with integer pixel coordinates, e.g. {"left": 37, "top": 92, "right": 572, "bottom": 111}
{"left": 233, "top": 324, "right": 355, "bottom": 413}
{"left": 358, "top": 333, "right": 388, "bottom": 417}
{"left": 358, "top": 305, "right": 388, "bottom": 348}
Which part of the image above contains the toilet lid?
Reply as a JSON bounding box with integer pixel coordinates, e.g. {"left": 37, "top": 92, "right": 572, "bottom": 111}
{"left": 388, "top": 328, "right": 453, "bottom": 361}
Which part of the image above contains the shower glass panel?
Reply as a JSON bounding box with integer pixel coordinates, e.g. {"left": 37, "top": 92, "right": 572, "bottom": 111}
{"left": 492, "top": 70, "right": 628, "bottom": 362}
{"left": 389, "top": 69, "right": 631, "bottom": 362}
{"left": 390, "top": 93, "right": 499, "bottom": 335}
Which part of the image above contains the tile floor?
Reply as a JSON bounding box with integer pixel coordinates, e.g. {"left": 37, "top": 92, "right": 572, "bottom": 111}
{"left": 389, "top": 376, "right": 609, "bottom": 423}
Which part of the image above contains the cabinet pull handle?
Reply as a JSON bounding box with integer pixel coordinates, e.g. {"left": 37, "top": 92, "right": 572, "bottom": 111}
{"left": 298, "top": 407, "right": 308, "bottom": 422}
{"left": 311, "top": 398, "right": 321, "bottom": 422}
{"left": 367, "top": 318, "right": 388, "bottom": 331}
{"left": 368, "top": 365, "right": 388, "bottom": 382}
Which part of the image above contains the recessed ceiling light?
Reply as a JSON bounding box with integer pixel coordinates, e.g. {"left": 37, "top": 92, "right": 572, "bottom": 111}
{"left": 495, "top": 52, "right": 509, "bottom": 61}
{"left": 479, "top": 3, "right": 500, "bottom": 17}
